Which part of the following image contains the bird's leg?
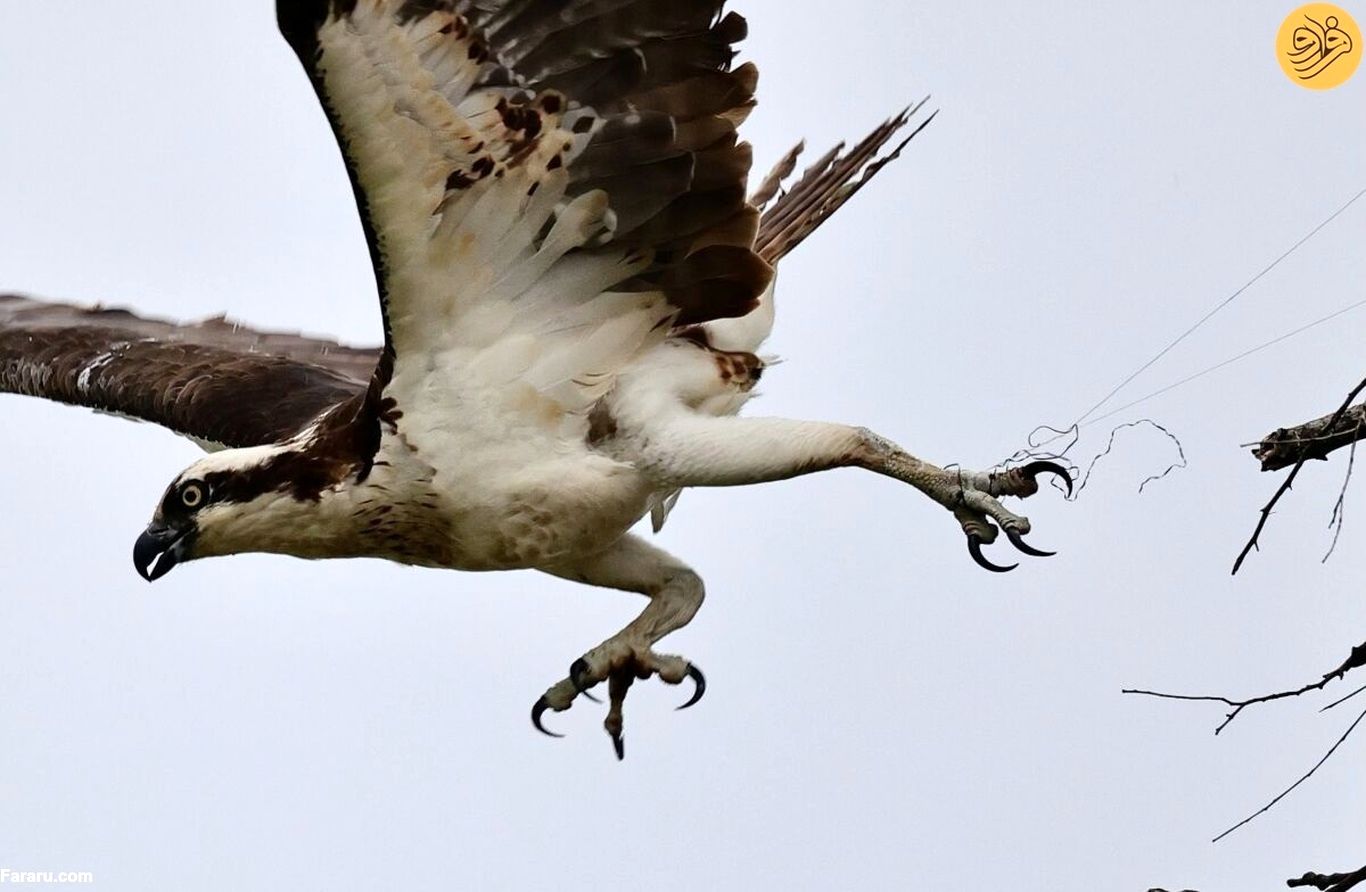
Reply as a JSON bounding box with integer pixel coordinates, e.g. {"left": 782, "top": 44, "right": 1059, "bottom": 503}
{"left": 621, "top": 414, "right": 1070, "bottom": 571}
{"left": 850, "top": 429, "right": 1072, "bottom": 571}
{"left": 532, "top": 534, "right": 706, "bottom": 758}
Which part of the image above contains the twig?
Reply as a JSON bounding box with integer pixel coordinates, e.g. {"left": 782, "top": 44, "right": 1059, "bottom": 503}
{"left": 1212, "top": 705, "right": 1366, "bottom": 842}
{"left": 1124, "top": 641, "right": 1366, "bottom": 734}
{"left": 1322, "top": 424, "right": 1363, "bottom": 563}
{"left": 1127, "top": 645, "right": 1366, "bottom": 842}
{"left": 1233, "top": 376, "right": 1366, "bottom": 575}
{"left": 1289, "top": 865, "right": 1366, "bottom": 891}
{"left": 1321, "top": 682, "right": 1366, "bottom": 713}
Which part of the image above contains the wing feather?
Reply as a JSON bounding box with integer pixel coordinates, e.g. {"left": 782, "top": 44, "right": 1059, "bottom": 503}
{"left": 753, "top": 102, "right": 936, "bottom": 265}
{"left": 0, "top": 295, "right": 372, "bottom": 448}
{"left": 276, "top": 0, "right": 770, "bottom": 425}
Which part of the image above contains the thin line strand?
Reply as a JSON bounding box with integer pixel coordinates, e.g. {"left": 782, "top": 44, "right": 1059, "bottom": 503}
{"left": 1030, "top": 296, "right": 1366, "bottom": 454}
{"left": 1071, "top": 187, "right": 1366, "bottom": 428}
{"left": 1082, "top": 297, "right": 1366, "bottom": 429}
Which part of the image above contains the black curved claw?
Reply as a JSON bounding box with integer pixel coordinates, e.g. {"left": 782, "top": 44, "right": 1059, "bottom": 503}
{"left": 567, "top": 659, "right": 602, "bottom": 702}
{"left": 677, "top": 663, "right": 707, "bottom": 710}
{"left": 1005, "top": 527, "right": 1056, "bottom": 558}
{"left": 569, "top": 657, "right": 591, "bottom": 692}
{"left": 967, "top": 533, "right": 1017, "bottom": 573}
{"left": 611, "top": 730, "right": 625, "bottom": 761}
{"left": 1021, "top": 460, "right": 1074, "bottom": 497}
{"left": 531, "top": 696, "right": 563, "bottom": 739}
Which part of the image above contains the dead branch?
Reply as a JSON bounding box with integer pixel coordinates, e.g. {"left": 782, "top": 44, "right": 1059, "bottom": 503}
{"left": 1322, "top": 431, "right": 1363, "bottom": 563}
{"left": 1233, "top": 376, "right": 1366, "bottom": 575}
{"left": 1212, "top": 705, "right": 1366, "bottom": 842}
{"left": 1255, "top": 403, "right": 1366, "bottom": 472}
{"left": 1288, "top": 864, "right": 1366, "bottom": 891}
{"left": 1124, "top": 641, "right": 1366, "bottom": 734}
{"left": 1128, "top": 641, "right": 1366, "bottom": 850}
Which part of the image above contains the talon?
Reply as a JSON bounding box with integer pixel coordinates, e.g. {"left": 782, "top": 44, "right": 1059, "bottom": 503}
{"left": 531, "top": 696, "right": 563, "bottom": 738}
{"left": 605, "top": 670, "right": 633, "bottom": 761}
{"left": 1005, "top": 527, "right": 1056, "bottom": 558}
{"left": 967, "top": 533, "right": 1017, "bottom": 573}
{"left": 581, "top": 690, "right": 601, "bottom": 703}
{"left": 1021, "top": 460, "right": 1073, "bottom": 497}
{"left": 569, "top": 657, "right": 591, "bottom": 693}
{"left": 677, "top": 663, "right": 707, "bottom": 710}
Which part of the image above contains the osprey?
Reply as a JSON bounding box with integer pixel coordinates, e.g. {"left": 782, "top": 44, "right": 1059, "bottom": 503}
{"left": 0, "top": 0, "right": 1069, "bottom": 758}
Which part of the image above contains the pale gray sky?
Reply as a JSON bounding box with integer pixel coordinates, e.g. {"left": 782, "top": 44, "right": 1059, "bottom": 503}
{"left": 2, "top": 3, "right": 1365, "bottom": 890}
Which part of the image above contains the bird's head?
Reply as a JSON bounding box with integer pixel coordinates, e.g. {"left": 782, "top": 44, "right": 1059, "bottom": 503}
{"left": 132, "top": 443, "right": 327, "bottom": 581}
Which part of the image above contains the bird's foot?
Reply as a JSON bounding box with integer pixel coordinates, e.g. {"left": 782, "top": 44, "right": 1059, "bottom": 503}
{"left": 531, "top": 639, "right": 705, "bottom": 759}
{"left": 945, "top": 461, "right": 1072, "bottom": 573}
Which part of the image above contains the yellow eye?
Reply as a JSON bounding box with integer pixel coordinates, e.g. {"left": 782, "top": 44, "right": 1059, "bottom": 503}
{"left": 180, "top": 482, "right": 206, "bottom": 509}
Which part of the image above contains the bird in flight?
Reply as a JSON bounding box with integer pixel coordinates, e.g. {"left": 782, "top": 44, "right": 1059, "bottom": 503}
{"left": 1, "top": 0, "right": 1069, "bottom": 758}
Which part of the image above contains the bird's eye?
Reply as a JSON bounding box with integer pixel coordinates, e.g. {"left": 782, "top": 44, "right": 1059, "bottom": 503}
{"left": 179, "top": 481, "right": 207, "bottom": 509}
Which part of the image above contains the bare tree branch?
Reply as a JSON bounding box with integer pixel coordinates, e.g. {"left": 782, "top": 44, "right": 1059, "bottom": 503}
{"left": 1212, "top": 705, "right": 1366, "bottom": 843}
{"left": 1288, "top": 865, "right": 1366, "bottom": 891}
{"left": 1255, "top": 403, "right": 1366, "bottom": 472}
{"left": 1127, "top": 643, "right": 1366, "bottom": 842}
{"left": 1156, "top": 375, "right": 1366, "bottom": 889}
{"left": 1233, "top": 376, "right": 1366, "bottom": 575}
{"left": 1322, "top": 430, "right": 1363, "bottom": 563}
{"left": 1124, "top": 641, "right": 1366, "bottom": 734}
{"left": 1322, "top": 682, "right": 1366, "bottom": 713}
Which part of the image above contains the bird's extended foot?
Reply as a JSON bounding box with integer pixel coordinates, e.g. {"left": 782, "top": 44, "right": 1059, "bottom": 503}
{"left": 947, "top": 460, "right": 1072, "bottom": 573}
{"left": 851, "top": 431, "right": 1072, "bottom": 571}
{"left": 531, "top": 638, "right": 705, "bottom": 759}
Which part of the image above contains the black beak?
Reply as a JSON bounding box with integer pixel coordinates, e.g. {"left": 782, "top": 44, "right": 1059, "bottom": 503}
{"left": 133, "top": 523, "right": 192, "bottom": 582}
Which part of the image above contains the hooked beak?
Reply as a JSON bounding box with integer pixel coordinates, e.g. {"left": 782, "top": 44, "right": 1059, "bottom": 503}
{"left": 132, "top": 523, "right": 193, "bottom": 582}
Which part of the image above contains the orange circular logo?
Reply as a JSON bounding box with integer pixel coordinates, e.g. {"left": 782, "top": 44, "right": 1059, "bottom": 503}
{"left": 1277, "top": 4, "right": 1361, "bottom": 89}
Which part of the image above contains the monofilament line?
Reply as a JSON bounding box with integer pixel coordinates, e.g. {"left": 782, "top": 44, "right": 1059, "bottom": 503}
{"left": 1071, "top": 186, "right": 1366, "bottom": 429}
{"left": 1081, "top": 296, "right": 1366, "bottom": 428}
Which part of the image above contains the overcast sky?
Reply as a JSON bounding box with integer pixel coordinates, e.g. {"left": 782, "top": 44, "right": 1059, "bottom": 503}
{"left": 3, "top": 3, "right": 1365, "bottom": 890}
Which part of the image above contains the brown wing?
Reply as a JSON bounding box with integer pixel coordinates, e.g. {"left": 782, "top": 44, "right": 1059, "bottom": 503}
{"left": 0, "top": 294, "right": 375, "bottom": 448}
{"left": 276, "top": 0, "right": 771, "bottom": 357}
{"left": 463, "top": 0, "right": 770, "bottom": 323}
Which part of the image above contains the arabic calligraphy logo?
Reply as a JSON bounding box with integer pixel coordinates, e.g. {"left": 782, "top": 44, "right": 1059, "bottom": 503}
{"left": 1277, "top": 4, "right": 1361, "bottom": 89}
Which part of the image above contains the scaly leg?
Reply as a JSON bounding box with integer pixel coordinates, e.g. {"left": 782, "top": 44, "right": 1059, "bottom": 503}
{"left": 616, "top": 414, "right": 1071, "bottom": 571}
{"left": 533, "top": 534, "right": 706, "bottom": 759}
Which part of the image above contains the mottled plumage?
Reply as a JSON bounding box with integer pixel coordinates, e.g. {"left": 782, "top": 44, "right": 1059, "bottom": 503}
{"left": 1, "top": 0, "right": 1069, "bottom": 758}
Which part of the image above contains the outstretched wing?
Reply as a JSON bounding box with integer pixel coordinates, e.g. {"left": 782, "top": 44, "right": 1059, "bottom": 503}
{"left": 277, "top": 0, "right": 771, "bottom": 421}
{"left": 0, "top": 294, "right": 374, "bottom": 449}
